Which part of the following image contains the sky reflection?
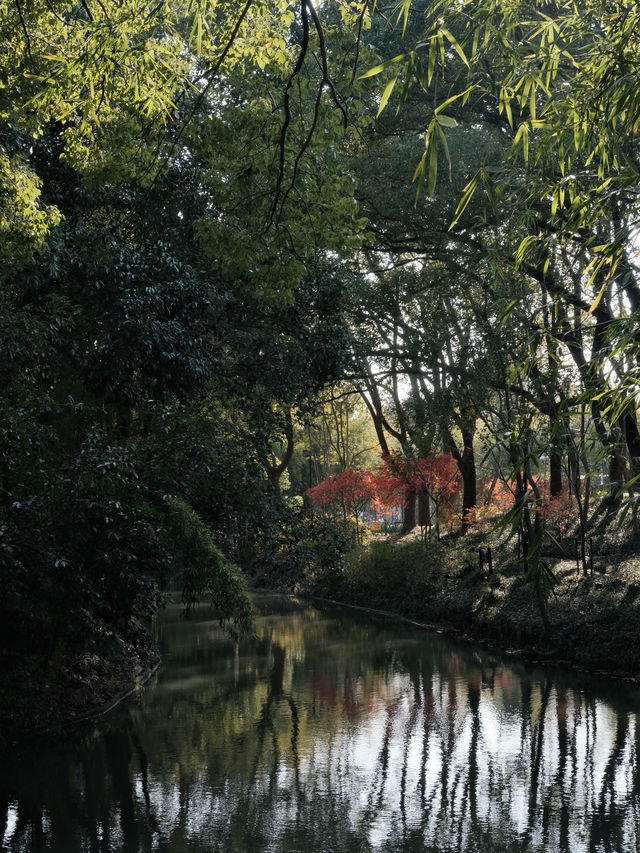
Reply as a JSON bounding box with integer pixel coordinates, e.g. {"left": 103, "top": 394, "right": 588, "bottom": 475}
{"left": 2, "top": 594, "right": 640, "bottom": 852}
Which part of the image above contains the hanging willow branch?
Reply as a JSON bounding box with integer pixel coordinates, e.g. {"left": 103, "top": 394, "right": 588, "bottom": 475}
{"left": 14, "top": 0, "right": 36, "bottom": 72}
{"left": 349, "top": 0, "right": 371, "bottom": 87}
{"left": 265, "top": 0, "right": 311, "bottom": 230}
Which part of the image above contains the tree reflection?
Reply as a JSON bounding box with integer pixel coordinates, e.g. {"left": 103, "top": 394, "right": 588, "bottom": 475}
{"left": 2, "top": 597, "right": 640, "bottom": 853}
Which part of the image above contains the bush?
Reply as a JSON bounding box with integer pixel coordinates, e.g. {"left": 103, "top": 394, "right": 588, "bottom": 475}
{"left": 249, "top": 508, "right": 361, "bottom": 593}
{"left": 345, "top": 540, "right": 434, "bottom": 612}
{"left": 538, "top": 491, "right": 578, "bottom": 541}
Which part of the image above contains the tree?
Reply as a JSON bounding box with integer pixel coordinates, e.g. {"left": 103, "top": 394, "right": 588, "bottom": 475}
{"left": 379, "top": 452, "right": 461, "bottom": 539}
{"left": 308, "top": 467, "right": 378, "bottom": 521}
{"left": 358, "top": 0, "right": 640, "bottom": 503}
{"left": 0, "top": 0, "right": 371, "bottom": 713}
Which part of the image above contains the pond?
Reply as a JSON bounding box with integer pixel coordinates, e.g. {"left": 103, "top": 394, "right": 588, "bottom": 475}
{"left": 1, "top": 593, "right": 640, "bottom": 852}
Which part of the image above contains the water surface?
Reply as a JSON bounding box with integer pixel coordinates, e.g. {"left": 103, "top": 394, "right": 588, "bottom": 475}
{"left": 2, "top": 593, "right": 640, "bottom": 852}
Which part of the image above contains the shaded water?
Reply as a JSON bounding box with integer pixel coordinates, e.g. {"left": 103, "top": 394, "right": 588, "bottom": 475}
{"left": 2, "top": 593, "right": 640, "bottom": 852}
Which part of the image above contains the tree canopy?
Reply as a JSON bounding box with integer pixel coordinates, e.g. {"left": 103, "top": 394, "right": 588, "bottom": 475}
{"left": 2, "top": 0, "right": 640, "bottom": 714}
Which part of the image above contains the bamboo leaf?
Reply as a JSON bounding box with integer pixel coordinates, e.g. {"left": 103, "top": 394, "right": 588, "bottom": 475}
{"left": 529, "top": 84, "right": 536, "bottom": 121}
{"left": 427, "top": 136, "right": 438, "bottom": 195}
{"left": 434, "top": 85, "right": 475, "bottom": 114}
{"left": 448, "top": 168, "right": 481, "bottom": 230}
{"left": 377, "top": 75, "right": 398, "bottom": 116}
{"left": 439, "top": 26, "right": 469, "bottom": 66}
{"left": 359, "top": 54, "right": 407, "bottom": 79}
{"left": 412, "top": 151, "right": 427, "bottom": 203}
{"left": 395, "top": 0, "right": 411, "bottom": 34}
{"left": 427, "top": 37, "right": 436, "bottom": 84}
{"left": 436, "top": 123, "right": 452, "bottom": 181}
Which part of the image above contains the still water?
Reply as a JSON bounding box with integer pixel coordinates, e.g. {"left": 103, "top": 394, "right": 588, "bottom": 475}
{"left": 2, "top": 594, "right": 640, "bottom": 852}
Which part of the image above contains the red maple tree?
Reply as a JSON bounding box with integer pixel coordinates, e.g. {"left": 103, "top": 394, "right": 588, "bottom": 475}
{"left": 307, "top": 467, "right": 378, "bottom": 519}
{"left": 376, "top": 452, "right": 460, "bottom": 505}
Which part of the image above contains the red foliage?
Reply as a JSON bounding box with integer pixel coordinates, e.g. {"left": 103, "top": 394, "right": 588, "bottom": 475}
{"left": 463, "top": 479, "right": 516, "bottom": 531}
{"left": 464, "top": 480, "right": 578, "bottom": 539}
{"left": 377, "top": 452, "right": 460, "bottom": 505}
{"left": 537, "top": 490, "right": 578, "bottom": 540}
{"left": 308, "top": 467, "right": 377, "bottom": 518}
{"left": 372, "top": 468, "right": 405, "bottom": 510}
{"left": 308, "top": 454, "right": 462, "bottom": 524}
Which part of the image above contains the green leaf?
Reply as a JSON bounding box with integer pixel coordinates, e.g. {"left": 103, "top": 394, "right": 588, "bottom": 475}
{"left": 427, "top": 134, "right": 438, "bottom": 196}
{"left": 448, "top": 169, "right": 481, "bottom": 230}
{"left": 436, "top": 123, "right": 452, "bottom": 181}
{"left": 396, "top": 0, "right": 411, "bottom": 34}
{"left": 412, "top": 151, "right": 427, "bottom": 203}
{"left": 377, "top": 76, "right": 398, "bottom": 116}
{"left": 514, "top": 234, "right": 538, "bottom": 267}
{"left": 512, "top": 122, "right": 529, "bottom": 164}
{"left": 500, "top": 298, "right": 520, "bottom": 322}
{"left": 358, "top": 54, "right": 407, "bottom": 79}
{"left": 434, "top": 85, "right": 475, "bottom": 114}
{"left": 427, "top": 37, "right": 437, "bottom": 84}
{"left": 439, "top": 26, "right": 469, "bottom": 66}
{"left": 435, "top": 114, "right": 457, "bottom": 128}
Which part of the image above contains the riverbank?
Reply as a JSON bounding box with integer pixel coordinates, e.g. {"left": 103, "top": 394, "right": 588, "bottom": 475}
{"left": 300, "top": 519, "right": 640, "bottom": 683}
{"left": 4, "top": 511, "right": 638, "bottom": 744}
{"left": 0, "top": 623, "right": 159, "bottom": 747}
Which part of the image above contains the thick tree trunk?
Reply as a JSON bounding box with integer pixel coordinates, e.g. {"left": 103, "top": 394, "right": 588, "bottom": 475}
{"left": 418, "top": 489, "right": 430, "bottom": 528}
{"left": 266, "top": 408, "right": 294, "bottom": 498}
{"left": 402, "top": 488, "right": 417, "bottom": 534}
{"left": 609, "top": 446, "right": 628, "bottom": 501}
{"left": 625, "top": 412, "right": 640, "bottom": 481}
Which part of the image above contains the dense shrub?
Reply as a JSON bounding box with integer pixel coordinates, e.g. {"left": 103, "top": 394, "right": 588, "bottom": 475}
{"left": 249, "top": 508, "right": 361, "bottom": 592}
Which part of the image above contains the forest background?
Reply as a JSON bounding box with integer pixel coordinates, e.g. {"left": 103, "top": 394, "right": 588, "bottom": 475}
{"left": 3, "top": 0, "right": 640, "bottom": 732}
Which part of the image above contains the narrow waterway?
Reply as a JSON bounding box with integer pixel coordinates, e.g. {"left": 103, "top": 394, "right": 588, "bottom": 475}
{"left": 2, "top": 593, "right": 640, "bottom": 852}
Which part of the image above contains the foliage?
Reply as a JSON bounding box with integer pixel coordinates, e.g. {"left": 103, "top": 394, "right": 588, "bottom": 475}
{"left": 464, "top": 480, "right": 517, "bottom": 532}
{"left": 0, "top": 418, "right": 169, "bottom": 659}
{"left": 0, "top": 0, "right": 374, "bottom": 703}
{"left": 4, "top": 0, "right": 640, "bottom": 710}
{"left": 308, "top": 467, "right": 378, "bottom": 519}
{"left": 249, "top": 505, "right": 362, "bottom": 593}
{"left": 537, "top": 490, "right": 579, "bottom": 543}
{"left": 382, "top": 452, "right": 460, "bottom": 503}
{"left": 167, "top": 498, "right": 254, "bottom": 637}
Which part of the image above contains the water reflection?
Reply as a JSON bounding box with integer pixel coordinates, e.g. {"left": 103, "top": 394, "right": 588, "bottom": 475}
{"left": 2, "top": 594, "right": 640, "bottom": 852}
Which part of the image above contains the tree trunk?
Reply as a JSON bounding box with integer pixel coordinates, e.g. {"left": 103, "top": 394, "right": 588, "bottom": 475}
{"left": 418, "top": 489, "right": 431, "bottom": 540}
{"left": 458, "top": 425, "right": 477, "bottom": 528}
{"left": 549, "top": 409, "right": 563, "bottom": 497}
{"left": 265, "top": 408, "right": 294, "bottom": 498}
{"left": 549, "top": 450, "right": 563, "bottom": 497}
{"left": 609, "top": 445, "right": 627, "bottom": 502}
{"left": 624, "top": 411, "right": 640, "bottom": 481}
{"left": 402, "top": 488, "right": 417, "bottom": 534}
{"left": 418, "top": 489, "right": 430, "bottom": 527}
